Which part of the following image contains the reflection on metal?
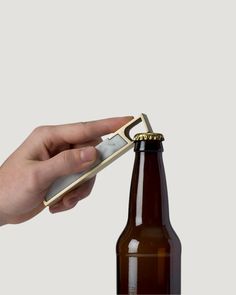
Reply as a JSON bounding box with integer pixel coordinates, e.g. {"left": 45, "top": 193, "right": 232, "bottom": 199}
{"left": 44, "top": 113, "right": 153, "bottom": 206}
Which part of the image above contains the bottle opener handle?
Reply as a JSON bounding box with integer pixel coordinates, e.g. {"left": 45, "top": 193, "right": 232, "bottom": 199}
{"left": 44, "top": 113, "right": 153, "bottom": 206}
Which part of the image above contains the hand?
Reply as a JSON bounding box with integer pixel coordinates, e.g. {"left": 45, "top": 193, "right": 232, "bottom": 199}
{"left": 0, "top": 116, "right": 133, "bottom": 226}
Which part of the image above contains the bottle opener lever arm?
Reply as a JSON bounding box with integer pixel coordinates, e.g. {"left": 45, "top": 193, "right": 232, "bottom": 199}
{"left": 43, "top": 113, "right": 153, "bottom": 207}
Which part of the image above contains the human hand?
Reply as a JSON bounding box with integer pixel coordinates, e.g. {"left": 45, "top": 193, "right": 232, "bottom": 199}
{"left": 0, "top": 116, "right": 133, "bottom": 226}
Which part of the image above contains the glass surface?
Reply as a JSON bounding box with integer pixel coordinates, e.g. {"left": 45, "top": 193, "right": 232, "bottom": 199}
{"left": 116, "top": 140, "right": 181, "bottom": 295}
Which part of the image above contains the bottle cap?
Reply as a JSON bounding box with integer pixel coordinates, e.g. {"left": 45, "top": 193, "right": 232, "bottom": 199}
{"left": 134, "top": 132, "right": 165, "bottom": 141}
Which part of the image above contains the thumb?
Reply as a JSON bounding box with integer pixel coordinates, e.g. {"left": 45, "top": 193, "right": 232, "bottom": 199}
{"left": 38, "top": 146, "right": 98, "bottom": 187}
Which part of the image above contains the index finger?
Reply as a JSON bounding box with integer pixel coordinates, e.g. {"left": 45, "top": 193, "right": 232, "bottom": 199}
{"left": 43, "top": 116, "right": 133, "bottom": 148}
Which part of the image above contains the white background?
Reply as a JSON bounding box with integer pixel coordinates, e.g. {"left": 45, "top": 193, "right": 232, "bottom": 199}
{"left": 0, "top": 1, "right": 235, "bottom": 294}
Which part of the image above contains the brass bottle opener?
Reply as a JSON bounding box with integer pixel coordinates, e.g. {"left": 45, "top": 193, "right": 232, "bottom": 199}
{"left": 44, "top": 113, "right": 153, "bottom": 206}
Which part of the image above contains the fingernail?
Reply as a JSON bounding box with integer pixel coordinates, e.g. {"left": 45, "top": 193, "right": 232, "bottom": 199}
{"left": 80, "top": 147, "right": 96, "bottom": 162}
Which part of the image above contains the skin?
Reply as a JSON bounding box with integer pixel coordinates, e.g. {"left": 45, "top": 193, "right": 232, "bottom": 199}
{"left": 0, "top": 116, "right": 133, "bottom": 226}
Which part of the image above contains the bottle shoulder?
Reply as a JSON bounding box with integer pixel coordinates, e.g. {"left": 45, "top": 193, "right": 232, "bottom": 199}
{"left": 116, "top": 224, "right": 181, "bottom": 254}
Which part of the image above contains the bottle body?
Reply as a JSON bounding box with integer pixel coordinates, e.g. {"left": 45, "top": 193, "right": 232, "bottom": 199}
{"left": 116, "top": 137, "right": 181, "bottom": 295}
{"left": 116, "top": 224, "right": 181, "bottom": 294}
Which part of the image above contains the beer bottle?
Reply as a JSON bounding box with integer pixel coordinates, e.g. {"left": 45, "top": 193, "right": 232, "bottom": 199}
{"left": 116, "top": 133, "right": 181, "bottom": 295}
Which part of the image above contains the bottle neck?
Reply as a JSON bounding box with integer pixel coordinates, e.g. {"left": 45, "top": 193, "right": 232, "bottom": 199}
{"left": 127, "top": 141, "right": 170, "bottom": 227}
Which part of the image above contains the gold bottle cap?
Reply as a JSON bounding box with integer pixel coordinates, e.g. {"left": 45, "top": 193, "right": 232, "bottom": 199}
{"left": 134, "top": 132, "right": 165, "bottom": 141}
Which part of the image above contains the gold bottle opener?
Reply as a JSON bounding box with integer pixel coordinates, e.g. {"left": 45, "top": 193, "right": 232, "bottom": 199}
{"left": 44, "top": 113, "right": 153, "bottom": 206}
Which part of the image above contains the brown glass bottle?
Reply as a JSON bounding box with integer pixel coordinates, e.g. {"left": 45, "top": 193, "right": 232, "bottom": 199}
{"left": 116, "top": 133, "right": 181, "bottom": 295}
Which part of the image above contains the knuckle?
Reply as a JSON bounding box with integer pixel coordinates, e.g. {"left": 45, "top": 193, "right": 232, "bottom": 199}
{"left": 77, "top": 121, "right": 89, "bottom": 137}
{"left": 83, "top": 188, "right": 91, "bottom": 198}
{"left": 60, "top": 150, "right": 70, "bottom": 165}
{"left": 82, "top": 181, "right": 94, "bottom": 197}
{"left": 33, "top": 125, "right": 52, "bottom": 136}
{"left": 78, "top": 121, "right": 88, "bottom": 126}
{"left": 62, "top": 197, "right": 76, "bottom": 210}
{"left": 64, "top": 149, "right": 82, "bottom": 165}
{"left": 60, "top": 150, "right": 75, "bottom": 169}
